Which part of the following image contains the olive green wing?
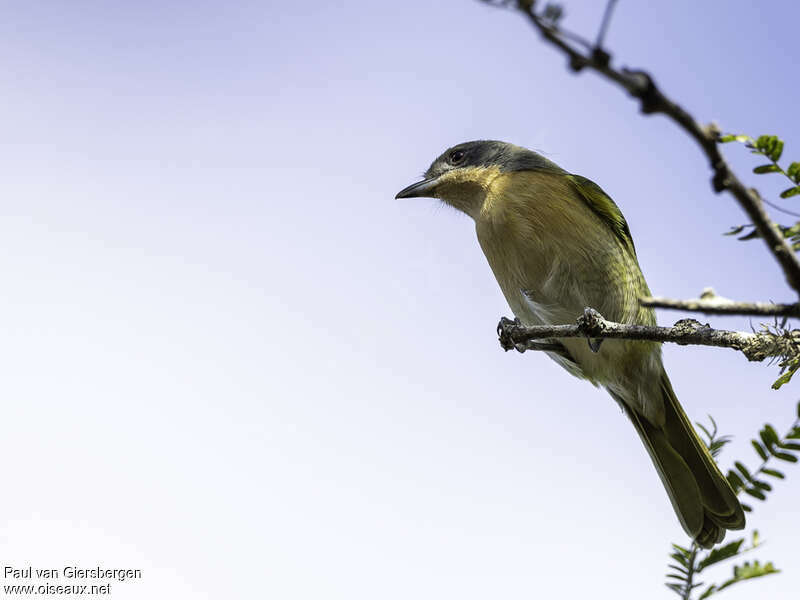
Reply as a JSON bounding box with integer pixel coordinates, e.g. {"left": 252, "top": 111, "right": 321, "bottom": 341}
{"left": 566, "top": 174, "right": 637, "bottom": 257}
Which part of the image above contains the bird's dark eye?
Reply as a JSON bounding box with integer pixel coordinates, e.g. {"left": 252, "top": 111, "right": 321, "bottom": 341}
{"left": 448, "top": 150, "right": 466, "bottom": 165}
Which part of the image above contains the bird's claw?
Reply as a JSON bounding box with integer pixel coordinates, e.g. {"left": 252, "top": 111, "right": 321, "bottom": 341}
{"left": 497, "top": 317, "right": 523, "bottom": 352}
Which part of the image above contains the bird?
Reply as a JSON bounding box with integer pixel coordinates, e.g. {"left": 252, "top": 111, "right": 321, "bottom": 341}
{"left": 395, "top": 140, "right": 745, "bottom": 548}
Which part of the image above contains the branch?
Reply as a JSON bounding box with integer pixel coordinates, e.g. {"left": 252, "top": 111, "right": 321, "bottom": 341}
{"left": 640, "top": 288, "right": 800, "bottom": 318}
{"left": 480, "top": 0, "right": 800, "bottom": 298}
{"left": 497, "top": 308, "right": 800, "bottom": 363}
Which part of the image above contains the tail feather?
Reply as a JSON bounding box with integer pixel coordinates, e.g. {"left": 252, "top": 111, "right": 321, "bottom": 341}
{"left": 614, "top": 373, "right": 745, "bottom": 548}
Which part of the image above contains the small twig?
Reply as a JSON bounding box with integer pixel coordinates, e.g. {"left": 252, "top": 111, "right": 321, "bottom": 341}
{"left": 682, "top": 544, "right": 699, "bottom": 600}
{"left": 760, "top": 196, "right": 800, "bottom": 219}
{"left": 641, "top": 288, "right": 800, "bottom": 318}
{"left": 479, "top": 0, "right": 800, "bottom": 298}
{"left": 595, "top": 0, "right": 618, "bottom": 49}
{"left": 497, "top": 307, "right": 799, "bottom": 363}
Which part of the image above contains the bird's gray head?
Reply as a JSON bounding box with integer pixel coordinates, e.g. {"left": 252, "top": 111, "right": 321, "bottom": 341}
{"left": 395, "top": 140, "right": 563, "bottom": 211}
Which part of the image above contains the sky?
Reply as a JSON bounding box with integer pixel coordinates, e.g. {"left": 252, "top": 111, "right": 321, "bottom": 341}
{"left": 1, "top": 1, "right": 799, "bottom": 598}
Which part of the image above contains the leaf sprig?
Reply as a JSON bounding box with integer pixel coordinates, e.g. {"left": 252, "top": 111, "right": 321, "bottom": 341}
{"left": 666, "top": 526, "right": 778, "bottom": 599}
{"left": 665, "top": 401, "right": 800, "bottom": 599}
{"left": 719, "top": 134, "right": 800, "bottom": 199}
{"left": 726, "top": 403, "right": 800, "bottom": 510}
{"left": 725, "top": 222, "right": 800, "bottom": 251}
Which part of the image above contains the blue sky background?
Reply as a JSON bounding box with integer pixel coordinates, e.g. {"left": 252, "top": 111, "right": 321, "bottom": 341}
{"left": 1, "top": 1, "right": 798, "bottom": 598}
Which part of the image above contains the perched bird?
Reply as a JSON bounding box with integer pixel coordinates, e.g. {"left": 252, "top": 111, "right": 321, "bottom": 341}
{"left": 396, "top": 140, "right": 745, "bottom": 548}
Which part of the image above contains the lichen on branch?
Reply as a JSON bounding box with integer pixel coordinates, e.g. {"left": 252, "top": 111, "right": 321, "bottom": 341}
{"left": 497, "top": 308, "right": 800, "bottom": 367}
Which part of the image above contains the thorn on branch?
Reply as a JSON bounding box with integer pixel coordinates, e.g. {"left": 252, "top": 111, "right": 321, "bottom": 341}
{"left": 620, "top": 69, "right": 663, "bottom": 114}
{"left": 569, "top": 55, "right": 587, "bottom": 72}
{"left": 712, "top": 163, "right": 729, "bottom": 192}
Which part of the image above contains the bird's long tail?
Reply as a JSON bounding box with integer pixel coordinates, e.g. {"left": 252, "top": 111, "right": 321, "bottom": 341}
{"left": 617, "top": 373, "right": 745, "bottom": 548}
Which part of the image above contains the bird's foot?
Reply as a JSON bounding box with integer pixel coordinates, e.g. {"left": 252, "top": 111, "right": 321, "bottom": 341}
{"left": 497, "top": 317, "right": 524, "bottom": 352}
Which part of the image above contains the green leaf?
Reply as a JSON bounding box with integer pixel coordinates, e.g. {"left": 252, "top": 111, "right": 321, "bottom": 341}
{"left": 788, "top": 162, "right": 800, "bottom": 182}
{"left": 756, "top": 135, "right": 773, "bottom": 152}
{"left": 759, "top": 429, "right": 776, "bottom": 450}
{"left": 779, "top": 441, "right": 800, "bottom": 451}
{"left": 697, "top": 538, "right": 745, "bottom": 571}
{"left": 716, "top": 560, "right": 780, "bottom": 592}
{"left": 726, "top": 470, "right": 745, "bottom": 490}
{"left": 752, "top": 479, "right": 772, "bottom": 491}
{"left": 773, "top": 356, "right": 800, "bottom": 388}
{"left": 753, "top": 164, "right": 780, "bottom": 174}
{"left": 753, "top": 135, "right": 783, "bottom": 162}
{"left": 735, "top": 461, "right": 752, "bottom": 481}
{"left": 772, "top": 368, "right": 796, "bottom": 389}
{"left": 744, "top": 487, "right": 766, "bottom": 500}
{"left": 780, "top": 186, "right": 800, "bottom": 198}
{"left": 738, "top": 227, "right": 761, "bottom": 241}
{"left": 665, "top": 583, "right": 684, "bottom": 594}
{"left": 761, "top": 468, "right": 785, "bottom": 479}
{"left": 773, "top": 450, "right": 798, "bottom": 462}
{"left": 696, "top": 421, "right": 713, "bottom": 442}
{"left": 669, "top": 555, "right": 688, "bottom": 568}
{"left": 751, "top": 440, "right": 768, "bottom": 461}
{"left": 742, "top": 502, "right": 752, "bottom": 512}
{"left": 670, "top": 546, "right": 690, "bottom": 567}
{"left": 707, "top": 414, "right": 718, "bottom": 430}
{"left": 709, "top": 437, "right": 731, "bottom": 457}
{"left": 764, "top": 425, "right": 780, "bottom": 444}
{"left": 698, "top": 584, "right": 717, "bottom": 599}
{"left": 771, "top": 139, "right": 784, "bottom": 162}
{"left": 779, "top": 222, "right": 800, "bottom": 239}
{"left": 719, "top": 134, "right": 752, "bottom": 144}
{"left": 710, "top": 441, "right": 727, "bottom": 457}
{"left": 724, "top": 225, "right": 748, "bottom": 236}
{"left": 668, "top": 563, "right": 690, "bottom": 575}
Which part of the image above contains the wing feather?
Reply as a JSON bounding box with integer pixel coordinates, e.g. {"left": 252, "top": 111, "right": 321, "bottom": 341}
{"left": 566, "top": 174, "right": 637, "bottom": 257}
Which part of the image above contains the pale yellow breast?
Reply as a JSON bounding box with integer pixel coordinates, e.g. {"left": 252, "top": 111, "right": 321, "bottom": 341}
{"left": 476, "top": 170, "right": 632, "bottom": 321}
{"left": 474, "top": 170, "right": 660, "bottom": 389}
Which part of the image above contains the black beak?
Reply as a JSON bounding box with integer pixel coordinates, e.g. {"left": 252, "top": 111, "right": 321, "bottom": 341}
{"left": 395, "top": 176, "right": 441, "bottom": 199}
